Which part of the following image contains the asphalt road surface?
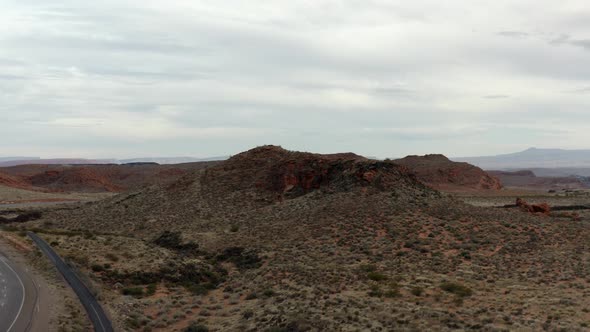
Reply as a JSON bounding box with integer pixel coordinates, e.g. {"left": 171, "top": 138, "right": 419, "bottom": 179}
{"left": 28, "top": 232, "right": 114, "bottom": 332}
{"left": 0, "top": 252, "right": 38, "bottom": 332}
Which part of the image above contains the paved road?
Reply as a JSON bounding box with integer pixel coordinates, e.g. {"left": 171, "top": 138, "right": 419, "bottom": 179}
{"left": 28, "top": 232, "right": 114, "bottom": 332}
{"left": 0, "top": 252, "right": 38, "bottom": 332}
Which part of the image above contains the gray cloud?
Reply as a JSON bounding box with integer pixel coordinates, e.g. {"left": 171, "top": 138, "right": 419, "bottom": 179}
{"left": 483, "top": 95, "right": 510, "bottom": 99}
{"left": 498, "top": 31, "right": 529, "bottom": 38}
{"left": 1, "top": 0, "right": 590, "bottom": 158}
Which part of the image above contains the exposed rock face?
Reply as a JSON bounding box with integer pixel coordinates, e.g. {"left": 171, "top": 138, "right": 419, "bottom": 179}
{"left": 202, "top": 145, "right": 428, "bottom": 202}
{"left": 394, "top": 154, "right": 502, "bottom": 191}
{"left": 0, "top": 171, "right": 32, "bottom": 190}
{"left": 516, "top": 198, "right": 551, "bottom": 215}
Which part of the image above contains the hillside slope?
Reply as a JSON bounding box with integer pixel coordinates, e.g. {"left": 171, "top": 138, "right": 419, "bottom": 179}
{"left": 23, "top": 146, "right": 590, "bottom": 331}
{"left": 0, "top": 162, "right": 218, "bottom": 193}
{"left": 394, "top": 154, "right": 502, "bottom": 191}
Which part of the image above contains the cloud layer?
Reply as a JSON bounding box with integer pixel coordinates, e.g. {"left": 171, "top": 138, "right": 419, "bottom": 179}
{"left": 1, "top": 0, "right": 589, "bottom": 158}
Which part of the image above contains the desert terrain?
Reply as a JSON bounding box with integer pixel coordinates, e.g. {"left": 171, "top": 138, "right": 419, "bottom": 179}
{"left": 0, "top": 146, "right": 589, "bottom": 331}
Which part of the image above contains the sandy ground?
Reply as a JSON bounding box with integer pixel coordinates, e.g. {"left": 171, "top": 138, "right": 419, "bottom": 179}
{"left": 0, "top": 185, "right": 114, "bottom": 205}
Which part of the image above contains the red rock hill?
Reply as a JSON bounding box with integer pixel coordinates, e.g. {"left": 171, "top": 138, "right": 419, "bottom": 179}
{"left": 394, "top": 154, "right": 502, "bottom": 191}
{"left": 0, "top": 171, "right": 33, "bottom": 190}
{"left": 200, "top": 145, "right": 426, "bottom": 203}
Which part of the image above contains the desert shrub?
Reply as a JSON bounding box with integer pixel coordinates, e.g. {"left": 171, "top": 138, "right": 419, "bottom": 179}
{"left": 126, "top": 316, "right": 141, "bottom": 329}
{"left": 153, "top": 231, "right": 199, "bottom": 252}
{"left": 262, "top": 289, "right": 276, "bottom": 298}
{"left": 3, "top": 211, "right": 43, "bottom": 223}
{"left": 368, "top": 285, "right": 383, "bottom": 297}
{"left": 66, "top": 254, "right": 89, "bottom": 267}
{"left": 230, "top": 225, "right": 239, "bottom": 232}
{"left": 146, "top": 283, "right": 157, "bottom": 296}
{"left": 411, "top": 287, "right": 424, "bottom": 296}
{"left": 384, "top": 288, "right": 400, "bottom": 298}
{"left": 91, "top": 264, "right": 105, "bottom": 272}
{"left": 359, "top": 264, "right": 377, "bottom": 272}
{"left": 242, "top": 309, "right": 254, "bottom": 319}
{"left": 104, "top": 260, "right": 226, "bottom": 296}
{"left": 265, "top": 320, "right": 311, "bottom": 332}
{"left": 216, "top": 247, "right": 262, "bottom": 270}
{"left": 105, "top": 253, "right": 119, "bottom": 262}
{"left": 122, "top": 287, "right": 144, "bottom": 297}
{"left": 184, "top": 323, "right": 209, "bottom": 332}
{"left": 440, "top": 282, "right": 472, "bottom": 298}
{"left": 367, "top": 272, "right": 388, "bottom": 282}
{"left": 185, "top": 282, "right": 215, "bottom": 296}
{"left": 0, "top": 225, "right": 19, "bottom": 232}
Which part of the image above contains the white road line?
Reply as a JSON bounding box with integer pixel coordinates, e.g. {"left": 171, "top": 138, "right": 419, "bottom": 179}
{"left": 1, "top": 258, "right": 26, "bottom": 332}
{"left": 90, "top": 304, "right": 106, "bottom": 332}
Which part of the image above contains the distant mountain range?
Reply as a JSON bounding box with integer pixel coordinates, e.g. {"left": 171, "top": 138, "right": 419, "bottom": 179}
{"left": 0, "top": 156, "right": 228, "bottom": 167}
{"left": 119, "top": 157, "right": 227, "bottom": 164}
{"left": 0, "top": 157, "right": 40, "bottom": 162}
{"left": 453, "top": 148, "right": 590, "bottom": 170}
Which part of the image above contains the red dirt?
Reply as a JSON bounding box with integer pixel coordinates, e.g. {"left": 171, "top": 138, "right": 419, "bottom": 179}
{"left": 0, "top": 171, "right": 35, "bottom": 190}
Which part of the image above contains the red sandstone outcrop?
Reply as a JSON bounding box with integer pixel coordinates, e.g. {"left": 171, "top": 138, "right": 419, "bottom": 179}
{"left": 516, "top": 198, "right": 551, "bottom": 215}
{"left": 394, "top": 154, "right": 502, "bottom": 192}
{"left": 0, "top": 171, "right": 33, "bottom": 190}
{"left": 201, "top": 145, "right": 425, "bottom": 202}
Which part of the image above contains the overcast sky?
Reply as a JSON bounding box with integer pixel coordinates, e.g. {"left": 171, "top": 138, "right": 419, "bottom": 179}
{"left": 1, "top": 0, "right": 589, "bottom": 158}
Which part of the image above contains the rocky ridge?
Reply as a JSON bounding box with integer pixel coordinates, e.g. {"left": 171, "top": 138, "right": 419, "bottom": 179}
{"left": 395, "top": 154, "right": 502, "bottom": 191}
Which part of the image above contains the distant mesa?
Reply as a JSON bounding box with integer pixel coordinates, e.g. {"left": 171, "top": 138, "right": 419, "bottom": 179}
{"left": 394, "top": 154, "right": 502, "bottom": 191}
{"left": 0, "top": 161, "right": 217, "bottom": 193}
{"left": 0, "top": 156, "right": 228, "bottom": 167}
{"left": 453, "top": 147, "right": 590, "bottom": 169}
{"left": 489, "top": 169, "right": 589, "bottom": 190}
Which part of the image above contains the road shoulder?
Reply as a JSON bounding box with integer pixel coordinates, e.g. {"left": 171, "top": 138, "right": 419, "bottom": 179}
{"left": 0, "top": 230, "right": 90, "bottom": 332}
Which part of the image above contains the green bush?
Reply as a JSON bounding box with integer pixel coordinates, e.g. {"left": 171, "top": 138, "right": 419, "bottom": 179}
{"left": 153, "top": 231, "right": 199, "bottom": 252}
{"left": 146, "top": 283, "right": 157, "bottom": 296}
{"left": 368, "top": 285, "right": 383, "bottom": 297}
{"left": 184, "top": 323, "right": 209, "bottom": 332}
{"left": 384, "top": 288, "right": 400, "bottom": 298}
{"left": 122, "top": 287, "right": 144, "bottom": 297}
{"left": 411, "top": 287, "right": 424, "bottom": 296}
{"left": 367, "top": 272, "right": 388, "bottom": 282}
{"left": 91, "top": 264, "right": 105, "bottom": 272}
{"left": 262, "top": 289, "right": 276, "bottom": 298}
{"left": 359, "top": 264, "right": 377, "bottom": 272}
{"left": 242, "top": 309, "right": 254, "bottom": 319}
{"left": 440, "top": 282, "right": 472, "bottom": 298}
{"left": 216, "top": 247, "right": 262, "bottom": 270}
